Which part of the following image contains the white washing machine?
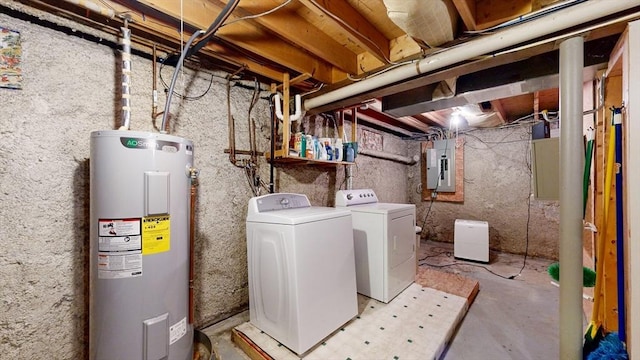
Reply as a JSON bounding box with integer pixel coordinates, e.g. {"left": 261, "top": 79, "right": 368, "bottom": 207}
{"left": 246, "top": 193, "right": 358, "bottom": 355}
{"left": 335, "top": 189, "right": 416, "bottom": 303}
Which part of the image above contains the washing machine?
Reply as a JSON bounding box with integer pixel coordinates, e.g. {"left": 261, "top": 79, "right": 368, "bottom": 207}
{"left": 335, "top": 189, "right": 416, "bottom": 303}
{"left": 246, "top": 193, "right": 358, "bottom": 355}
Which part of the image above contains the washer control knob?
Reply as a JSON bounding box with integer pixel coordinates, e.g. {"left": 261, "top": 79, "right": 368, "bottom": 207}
{"left": 346, "top": 194, "right": 353, "bottom": 200}
{"left": 280, "top": 198, "right": 290, "bottom": 207}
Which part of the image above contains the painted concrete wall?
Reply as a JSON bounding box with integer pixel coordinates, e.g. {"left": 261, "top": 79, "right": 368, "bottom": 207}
{"left": 0, "top": 10, "right": 412, "bottom": 359}
{"left": 408, "top": 127, "right": 560, "bottom": 260}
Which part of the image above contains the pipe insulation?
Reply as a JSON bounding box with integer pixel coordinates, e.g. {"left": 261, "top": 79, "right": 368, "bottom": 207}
{"left": 383, "top": 0, "right": 457, "bottom": 47}
{"left": 119, "top": 22, "right": 131, "bottom": 130}
{"left": 304, "top": 0, "right": 640, "bottom": 111}
{"left": 558, "top": 36, "right": 584, "bottom": 360}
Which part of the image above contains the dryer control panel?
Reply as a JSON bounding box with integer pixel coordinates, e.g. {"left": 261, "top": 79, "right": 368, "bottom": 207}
{"left": 335, "top": 189, "right": 379, "bottom": 207}
{"left": 248, "top": 193, "right": 311, "bottom": 214}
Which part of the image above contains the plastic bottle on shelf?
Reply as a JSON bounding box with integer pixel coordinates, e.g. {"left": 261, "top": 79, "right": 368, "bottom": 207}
{"left": 334, "top": 138, "right": 343, "bottom": 161}
{"left": 345, "top": 143, "right": 355, "bottom": 162}
{"left": 325, "top": 140, "right": 333, "bottom": 161}
{"left": 319, "top": 144, "right": 328, "bottom": 160}
{"left": 305, "top": 135, "right": 314, "bottom": 159}
{"left": 300, "top": 133, "right": 306, "bottom": 157}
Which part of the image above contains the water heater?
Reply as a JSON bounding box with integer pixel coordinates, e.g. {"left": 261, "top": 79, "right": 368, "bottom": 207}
{"left": 90, "top": 130, "right": 194, "bottom": 360}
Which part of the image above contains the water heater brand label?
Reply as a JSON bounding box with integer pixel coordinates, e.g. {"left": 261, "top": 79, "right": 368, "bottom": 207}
{"left": 97, "top": 218, "right": 143, "bottom": 279}
{"left": 120, "top": 137, "right": 181, "bottom": 152}
{"left": 142, "top": 215, "right": 170, "bottom": 255}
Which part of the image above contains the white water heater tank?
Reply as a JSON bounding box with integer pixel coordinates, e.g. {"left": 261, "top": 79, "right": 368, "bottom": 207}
{"left": 90, "top": 130, "right": 194, "bottom": 360}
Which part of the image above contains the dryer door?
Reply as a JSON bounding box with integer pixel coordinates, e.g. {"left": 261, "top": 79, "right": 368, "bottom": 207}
{"left": 386, "top": 212, "right": 416, "bottom": 302}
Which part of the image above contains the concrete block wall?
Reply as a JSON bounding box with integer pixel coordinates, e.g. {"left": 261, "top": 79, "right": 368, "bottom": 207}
{"left": 0, "top": 8, "right": 412, "bottom": 359}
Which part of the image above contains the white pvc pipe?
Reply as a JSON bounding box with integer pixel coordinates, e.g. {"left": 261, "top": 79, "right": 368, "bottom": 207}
{"left": 559, "top": 36, "right": 584, "bottom": 360}
{"left": 274, "top": 93, "right": 284, "bottom": 120}
{"left": 274, "top": 94, "right": 302, "bottom": 121}
{"left": 303, "top": 0, "right": 640, "bottom": 111}
{"left": 290, "top": 94, "right": 303, "bottom": 122}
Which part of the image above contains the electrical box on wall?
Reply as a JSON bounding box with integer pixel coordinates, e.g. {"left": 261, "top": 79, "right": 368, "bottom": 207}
{"left": 531, "top": 137, "right": 559, "bottom": 200}
{"left": 425, "top": 139, "right": 456, "bottom": 192}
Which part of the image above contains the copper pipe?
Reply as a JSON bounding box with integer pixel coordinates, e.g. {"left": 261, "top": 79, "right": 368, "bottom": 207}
{"left": 188, "top": 172, "right": 198, "bottom": 324}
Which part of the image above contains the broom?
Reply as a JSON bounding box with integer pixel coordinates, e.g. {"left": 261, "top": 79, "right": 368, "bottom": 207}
{"left": 586, "top": 107, "right": 629, "bottom": 359}
{"left": 584, "top": 108, "right": 617, "bottom": 356}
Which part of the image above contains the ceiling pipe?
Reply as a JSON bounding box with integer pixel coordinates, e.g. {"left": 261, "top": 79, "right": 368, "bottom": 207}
{"left": 303, "top": 0, "right": 640, "bottom": 111}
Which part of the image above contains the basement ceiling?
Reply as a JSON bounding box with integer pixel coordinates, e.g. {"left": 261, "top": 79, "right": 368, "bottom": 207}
{"left": 11, "top": 0, "right": 640, "bottom": 135}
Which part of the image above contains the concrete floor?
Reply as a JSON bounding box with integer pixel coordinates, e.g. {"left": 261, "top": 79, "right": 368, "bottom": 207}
{"left": 202, "top": 240, "right": 567, "bottom": 359}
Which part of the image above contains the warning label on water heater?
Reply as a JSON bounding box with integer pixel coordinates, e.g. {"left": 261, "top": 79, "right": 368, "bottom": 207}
{"left": 142, "top": 215, "right": 170, "bottom": 255}
{"left": 97, "top": 218, "right": 143, "bottom": 279}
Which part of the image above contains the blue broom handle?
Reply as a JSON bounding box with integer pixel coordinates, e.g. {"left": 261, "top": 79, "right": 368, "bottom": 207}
{"left": 613, "top": 107, "right": 625, "bottom": 343}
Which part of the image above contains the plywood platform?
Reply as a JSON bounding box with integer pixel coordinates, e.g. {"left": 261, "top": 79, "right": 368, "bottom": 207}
{"left": 232, "top": 268, "right": 479, "bottom": 360}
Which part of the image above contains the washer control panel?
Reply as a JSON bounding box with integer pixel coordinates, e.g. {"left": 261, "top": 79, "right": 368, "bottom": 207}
{"left": 248, "top": 193, "right": 311, "bottom": 214}
{"left": 335, "top": 189, "right": 379, "bottom": 207}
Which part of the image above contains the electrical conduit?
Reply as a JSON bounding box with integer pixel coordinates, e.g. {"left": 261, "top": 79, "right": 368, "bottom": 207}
{"left": 119, "top": 20, "right": 132, "bottom": 130}
{"left": 160, "top": 30, "right": 205, "bottom": 134}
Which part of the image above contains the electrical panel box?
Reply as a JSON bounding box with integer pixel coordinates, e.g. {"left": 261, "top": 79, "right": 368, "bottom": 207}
{"left": 425, "top": 139, "right": 456, "bottom": 192}
{"left": 531, "top": 137, "right": 559, "bottom": 200}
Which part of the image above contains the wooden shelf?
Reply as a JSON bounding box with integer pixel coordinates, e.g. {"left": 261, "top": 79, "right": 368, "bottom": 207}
{"left": 265, "top": 152, "right": 354, "bottom": 166}
{"left": 268, "top": 73, "right": 358, "bottom": 168}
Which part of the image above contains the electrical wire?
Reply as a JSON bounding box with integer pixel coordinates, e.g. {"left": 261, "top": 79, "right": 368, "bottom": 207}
{"left": 420, "top": 260, "right": 517, "bottom": 280}
{"left": 221, "top": 0, "right": 294, "bottom": 28}
{"left": 158, "top": 57, "right": 215, "bottom": 100}
{"left": 306, "top": 0, "right": 396, "bottom": 65}
{"left": 515, "top": 127, "right": 534, "bottom": 277}
{"left": 419, "top": 136, "right": 451, "bottom": 237}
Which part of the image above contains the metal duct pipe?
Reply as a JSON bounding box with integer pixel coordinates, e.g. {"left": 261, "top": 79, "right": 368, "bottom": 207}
{"left": 559, "top": 36, "right": 584, "bottom": 360}
{"left": 304, "top": 0, "right": 639, "bottom": 111}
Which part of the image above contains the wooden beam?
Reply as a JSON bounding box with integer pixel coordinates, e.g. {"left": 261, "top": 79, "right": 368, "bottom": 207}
{"left": 606, "top": 27, "right": 628, "bottom": 77}
{"left": 32, "top": 0, "right": 292, "bottom": 82}
{"left": 389, "top": 34, "right": 423, "bottom": 63}
{"left": 420, "top": 111, "right": 449, "bottom": 128}
{"left": 475, "top": 0, "right": 532, "bottom": 30}
{"left": 299, "top": 0, "right": 390, "bottom": 64}
{"left": 235, "top": 0, "right": 359, "bottom": 74}
{"left": 412, "top": 114, "right": 442, "bottom": 128}
{"left": 138, "top": 0, "right": 336, "bottom": 83}
{"left": 533, "top": 93, "right": 540, "bottom": 122}
{"left": 346, "top": 110, "right": 414, "bottom": 137}
{"left": 367, "top": 99, "right": 432, "bottom": 133}
{"left": 451, "top": 0, "right": 477, "bottom": 31}
{"left": 490, "top": 100, "right": 507, "bottom": 124}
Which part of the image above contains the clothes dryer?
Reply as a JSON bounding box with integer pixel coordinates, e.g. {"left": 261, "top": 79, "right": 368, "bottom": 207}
{"left": 246, "top": 193, "right": 358, "bottom": 355}
{"left": 336, "top": 189, "right": 416, "bottom": 303}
